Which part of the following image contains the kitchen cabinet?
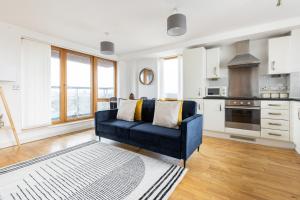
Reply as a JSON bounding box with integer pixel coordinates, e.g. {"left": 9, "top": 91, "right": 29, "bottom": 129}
{"left": 268, "top": 36, "right": 291, "bottom": 75}
{"left": 290, "top": 101, "right": 300, "bottom": 154}
{"left": 206, "top": 47, "right": 220, "bottom": 79}
{"left": 261, "top": 100, "right": 290, "bottom": 142}
{"left": 183, "top": 47, "right": 206, "bottom": 98}
{"left": 203, "top": 99, "right": 225, "bottom": 132}
{"left": 0, "top": 24, "right": 20, "bottom": 82}
{"left": 290, "top": 29, "right": 300, "bottom": 72}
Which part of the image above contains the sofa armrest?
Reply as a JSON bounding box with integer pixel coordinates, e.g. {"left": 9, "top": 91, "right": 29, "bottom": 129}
{"left": 95, "top": 109, "right": 118, "bottom": 131}
{"left": 180, "top": 114, "right": 203, "bottom": 160}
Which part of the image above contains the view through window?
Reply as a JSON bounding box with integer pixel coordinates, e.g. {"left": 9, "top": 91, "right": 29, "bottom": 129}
{"left": 162, "top": 57, "right": 180, "bottom": 98}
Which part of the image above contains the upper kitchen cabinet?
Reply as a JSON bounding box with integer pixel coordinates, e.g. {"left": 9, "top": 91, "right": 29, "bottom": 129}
{"left": 206, "top": 47, "right": 220, "bottom": 79}
{"left": 0, "top": 24, "right": 20, "bottom": 82}
{"left": 268, "top": 36, "right": 291, "bottom": 75}
{"left": 183, "top": 47, "right": 206, "bottom": 98}
{"left": 290, "top": 29, "right": 300, "bottom": 72}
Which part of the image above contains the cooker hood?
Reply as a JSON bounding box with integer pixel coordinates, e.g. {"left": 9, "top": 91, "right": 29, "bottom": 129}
{"left": 228, "top": 40, "right": 260, "bottom": 68}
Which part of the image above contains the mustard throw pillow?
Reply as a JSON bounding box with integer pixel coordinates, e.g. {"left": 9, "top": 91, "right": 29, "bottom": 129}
{"left": 134, "top": 99, "right": 143, "bottom": 121}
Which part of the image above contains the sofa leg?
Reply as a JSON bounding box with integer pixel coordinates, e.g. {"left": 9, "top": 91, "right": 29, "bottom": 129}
{"left": 98, "top": 136, "right": 101, "bottom": 142}
{"left": 183, "top": 160, "right": 186, "bottom": 168}
{"left": 197, "top": 146, "right": 200, "bottom": 152}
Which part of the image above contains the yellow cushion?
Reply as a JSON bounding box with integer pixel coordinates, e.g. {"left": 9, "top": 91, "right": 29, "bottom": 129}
{"left": 159, "top": 99, "right": 183, "bottom": 125}
{"left": 134, "top": 100, "right": 143, "bottom": 121}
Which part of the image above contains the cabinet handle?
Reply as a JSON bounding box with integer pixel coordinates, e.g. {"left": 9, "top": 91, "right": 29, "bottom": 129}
{"left": 198, "top": 89, "right": 201, "bottom": 97}
{"left": 268, "top": 122, "right": 281, "bottom": 126}
{"left": 298, "top": 109, "right": 300, "bottom": 120}
{"left": 268, "top": 133, "right": 282, "bottom": 136}
{"left": 219, "top": 104, "right": 222, "bottom": 111}
{"left": 214, "top": 67, "right": 217, "bottom": 76}
{"left": 271, "top": 61, "right": 276, "bottom": 71}
{"left": 268, "top": 104, "right": 281, "bottom": 107}
{"left": 198, "top": 104, "right": 201, "bottom": 110}
{"left": 268, "top": 112, "right": 281, "bottom": 116}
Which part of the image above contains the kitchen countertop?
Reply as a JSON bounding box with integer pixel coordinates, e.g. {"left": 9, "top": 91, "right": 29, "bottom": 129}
{"left": 203, "top": 96, "right": 300, "bottom": 101}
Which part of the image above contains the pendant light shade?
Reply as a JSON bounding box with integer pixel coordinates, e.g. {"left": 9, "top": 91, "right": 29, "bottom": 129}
{"left": 167, "top": 13, "right": 187, "bottom": 36}
{"left": 100, "top": 41, "right": 114, "bottom": 55}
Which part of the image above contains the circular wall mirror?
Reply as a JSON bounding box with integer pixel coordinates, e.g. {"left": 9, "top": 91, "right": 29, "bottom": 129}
{"left": 139, "top": 68, "right": 154, "bottom": 85}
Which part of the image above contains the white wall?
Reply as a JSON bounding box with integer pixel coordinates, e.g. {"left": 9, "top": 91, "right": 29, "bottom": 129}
{"left": 0, "top": 21, "right": 107, "bottom": 148}
{"left": 120, "top": 58, "right": 158, "bottom": 99}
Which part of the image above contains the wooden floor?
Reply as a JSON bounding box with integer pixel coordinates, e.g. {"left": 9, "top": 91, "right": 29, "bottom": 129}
{"left": 1, "top": 130, "right": 300, "bottom": 200}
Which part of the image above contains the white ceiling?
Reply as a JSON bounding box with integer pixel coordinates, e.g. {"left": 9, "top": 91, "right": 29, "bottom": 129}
{"left": 1, "top": 0, "right": 300, "bottom": 56}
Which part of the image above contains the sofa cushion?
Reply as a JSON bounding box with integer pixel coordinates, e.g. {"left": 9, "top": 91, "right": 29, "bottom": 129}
{"left": 182, "top": 101, "right": 197, "bottom": 120}
{"left": 98, "top": 119, "right": 143, "bottom": 140}
{"left": 130, "top": 123, "right": 181, "bottom": 158}
{"left": 141, "top": 100, "right": 156, "bottom": 122}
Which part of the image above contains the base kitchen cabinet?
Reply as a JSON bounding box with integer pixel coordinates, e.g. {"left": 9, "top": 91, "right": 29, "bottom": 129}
{"left": 203, "top": 99, "right": 225, "bottom": 132}
{"left": 290, "top": 101, "right": 300, "bottom": 153}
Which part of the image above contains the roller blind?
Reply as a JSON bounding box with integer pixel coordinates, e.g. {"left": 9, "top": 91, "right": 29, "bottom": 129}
{"left": 21, "top": 39, "right": 51, "bottom": 129}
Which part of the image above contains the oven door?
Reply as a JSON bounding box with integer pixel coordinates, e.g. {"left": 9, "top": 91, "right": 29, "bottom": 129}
{"left": 225, "top": 106, "right": 261, "bottom": 131}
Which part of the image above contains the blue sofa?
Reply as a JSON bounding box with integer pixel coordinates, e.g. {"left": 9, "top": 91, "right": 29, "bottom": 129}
{"left": 95, "top": 100, "right": 203, "bottom": 167}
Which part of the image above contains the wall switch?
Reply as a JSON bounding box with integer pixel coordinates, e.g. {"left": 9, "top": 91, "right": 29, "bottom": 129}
{"left": 12, "top": 85, "right": 20, "bottom": 90}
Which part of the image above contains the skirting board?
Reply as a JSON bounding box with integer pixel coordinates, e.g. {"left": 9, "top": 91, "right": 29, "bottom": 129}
{"left": 296, "top": 147, "right": 300, "bottom": 154}
{"left": 204, "top": 130, "right": 296, "bottom": 150}
{"left": 0, "top": 119, "right": 94, "bottom": 149}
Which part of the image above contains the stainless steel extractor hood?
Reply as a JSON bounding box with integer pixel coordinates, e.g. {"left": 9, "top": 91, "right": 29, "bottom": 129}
{"left": 228, "top": 40, "right": 260, "bottom": 68}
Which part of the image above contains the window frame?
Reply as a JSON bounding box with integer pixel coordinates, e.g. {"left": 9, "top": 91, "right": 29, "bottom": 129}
{"left": 51, "top": 46, "right": 117, "bottom": 124}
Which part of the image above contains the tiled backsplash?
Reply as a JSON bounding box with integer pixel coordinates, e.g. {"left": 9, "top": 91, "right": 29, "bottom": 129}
{"left": 290, "top": 72, "right": 300, "bottom": 97}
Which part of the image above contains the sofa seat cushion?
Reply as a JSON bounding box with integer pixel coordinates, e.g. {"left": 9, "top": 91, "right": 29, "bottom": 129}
{"left": 130, "top": 123, "right": 181, "bottom": 158}
{"left": 98, "top": 119, "right": 143, "bottom": 140}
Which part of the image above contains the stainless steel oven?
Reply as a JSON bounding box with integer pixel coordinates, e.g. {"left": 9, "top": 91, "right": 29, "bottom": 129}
{"left": 225, "top": 100, "right": 261, "bottom": 133}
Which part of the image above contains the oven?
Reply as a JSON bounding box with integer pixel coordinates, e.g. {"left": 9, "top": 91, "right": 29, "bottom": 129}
{"left": 225, "top": 100, "right": 261, "bottom": 134}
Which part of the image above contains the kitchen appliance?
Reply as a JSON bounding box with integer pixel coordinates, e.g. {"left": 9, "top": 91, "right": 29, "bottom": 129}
{"left": 206, "top": 86, "right": 227, "bottom": 97}
{"left": 225, "top": 99, "right": 261, "bottom": 137}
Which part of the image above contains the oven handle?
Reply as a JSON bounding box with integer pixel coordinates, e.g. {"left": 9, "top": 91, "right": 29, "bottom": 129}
{"left": 225, "top": 106, "right": 260, "bottom": 110}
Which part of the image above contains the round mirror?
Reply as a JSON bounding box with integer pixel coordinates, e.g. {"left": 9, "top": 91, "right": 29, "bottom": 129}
{"left": 139, "top": 68, "right": 154, "bottom": 85}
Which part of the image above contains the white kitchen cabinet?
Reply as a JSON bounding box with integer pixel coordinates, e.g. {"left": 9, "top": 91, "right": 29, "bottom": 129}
{"left": 290, "top": 101, "right": 300, "bottom": 154}
{"left": 203, "top": 99, "right": 225, "bottom": 132}
{"left": 290, "top": 29, "right": 300, "bottom": 72}
{"left": 186, "top": 98, "right": 203, "bottom": 114}
{"left": 268, "top": 36, "right": 291, "bottom": 75}
{"left": 206, "top": 47, "right": 220, "bottom": 79}
{"left": 183, "top": 47, "right": 206, "bottom": 98}
{"left": 0, "top": 24, "right": 20, "bottom": 82}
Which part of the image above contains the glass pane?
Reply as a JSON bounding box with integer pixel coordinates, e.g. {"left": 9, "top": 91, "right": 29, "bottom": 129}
{"left": 98, "top": 59, "right": 115, "bottom": 98}
{"left": 51, "top": 50, "right": 60, "bottom": 121}
{"left": 67, "top": 53, "right": 91, "bottom": 119}
{"left": 163, "top": 58, "right": 179, "bottom": 98}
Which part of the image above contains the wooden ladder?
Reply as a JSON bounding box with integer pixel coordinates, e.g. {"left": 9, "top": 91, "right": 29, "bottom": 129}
{"left": 0, "top": 86, "right": 20, "bottom": 147}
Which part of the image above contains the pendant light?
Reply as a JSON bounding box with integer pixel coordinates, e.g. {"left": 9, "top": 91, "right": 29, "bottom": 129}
{"left": 100, "top": 32, "right": 114, "bottom": 55}
{"left": 167, "top": 8, "right": 187, "bottom": 36}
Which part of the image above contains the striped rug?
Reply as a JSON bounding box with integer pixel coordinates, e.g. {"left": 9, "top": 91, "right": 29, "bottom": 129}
{"left": 0, "top": 141, "right": 186, "bottom": 200}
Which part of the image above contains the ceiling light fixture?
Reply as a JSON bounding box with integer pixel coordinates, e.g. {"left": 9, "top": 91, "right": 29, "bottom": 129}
{"left": 100, "top": 32, "right": 114, "bottom": 55}
{"left": 167, "top": 8, "right": 187, "bottom": 36}
{"left": 277, "top": 0, "right": 282, "bottom": 7}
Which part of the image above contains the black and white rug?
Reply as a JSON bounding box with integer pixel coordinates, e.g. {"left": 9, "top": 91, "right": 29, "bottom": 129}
{"left": 0, "top": 141, "right": 186, "bottom": 200}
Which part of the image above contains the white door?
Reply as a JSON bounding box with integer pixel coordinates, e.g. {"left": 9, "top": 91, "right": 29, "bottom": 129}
{"left": 203, "top": 99, "right": 225, "bottom": 132}
{"left": 268, "top": 36, "right": 290, "bottom": 74}
{"left": 206, "top": 48, "right": 220, "bottom": 79}
{"left": 183, "top": 47, "right": 206, "bottom": 98}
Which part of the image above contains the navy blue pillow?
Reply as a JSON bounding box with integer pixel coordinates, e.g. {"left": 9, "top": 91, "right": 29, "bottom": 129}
{"left": 141, "top": 100, "right": 155, "bottom": 122}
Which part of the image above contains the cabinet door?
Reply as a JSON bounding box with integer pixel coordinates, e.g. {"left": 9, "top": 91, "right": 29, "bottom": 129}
{"left": 268, "top": 36, "right": 290, "bottom": 74}
{"left": 291, "top": 102, "right": 300, "bottom": 152}
{"left": 206, "top": 48, "right": 220, "bottom": 79}
{"left": 203, "top": 99, "right": 225, "bottom": 132}
{"left": 183, "top": 47, "right": 206, "bottom": 98}
{"left": 0, "top": 24, "right": 20, "bottom": 81}
{"left": 290, "top": 29, "right": 300, "bottom": 72}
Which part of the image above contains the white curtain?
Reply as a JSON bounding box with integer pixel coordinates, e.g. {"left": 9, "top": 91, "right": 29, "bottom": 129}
{"left": 21, "top": 39, "right": 51, "bottom": 129}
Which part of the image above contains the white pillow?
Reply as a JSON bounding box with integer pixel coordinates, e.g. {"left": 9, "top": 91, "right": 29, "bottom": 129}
{"left": 153, "top": 101, "right": 181, "bottom": 129}
{"left": 117, "top": 100, "right": 138, "bottom": 121}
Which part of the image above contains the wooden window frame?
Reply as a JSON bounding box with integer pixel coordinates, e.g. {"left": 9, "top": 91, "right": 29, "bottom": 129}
{"left": 51, "top": 46, "right": 117, "bottom": 124}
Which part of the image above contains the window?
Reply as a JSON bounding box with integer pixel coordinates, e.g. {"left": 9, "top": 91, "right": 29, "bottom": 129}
{"left": 50, "top": 49, "right": 61, "bottom": 121}
{"left": 160, "top": 57, "right": 182, "bottom": 99}
{"left": 96, "top": 59, "right": 117, "bottom": 111}
{"left": 66, "top": 53, "right": 92, "bottom": 119}
{"left": 50, "top": 47, "right": 117, "bottom": 123}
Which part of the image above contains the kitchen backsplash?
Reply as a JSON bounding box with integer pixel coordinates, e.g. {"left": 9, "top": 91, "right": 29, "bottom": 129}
{"left": 290, "top": 72, "right": 300, "bottom": 97}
